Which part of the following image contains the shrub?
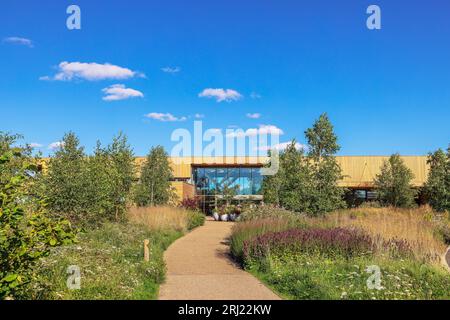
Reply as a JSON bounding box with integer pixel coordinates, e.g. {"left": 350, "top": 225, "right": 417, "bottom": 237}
{"left": 1, "top": 147, "right": 75, "bottom": 299}
{"left": 425, "top": 147, "right": 450, "bottom": 213}
{"left": 179, "top": 197, "right": 201, "bottom": 211}
{"left": 186, "top": 211, "right": 205, "bottom": 230}
{"left": 239, "top": 205, "right": 304, "bottom": 222}
{"left": 374, "top": 153, "right": 417, "bottom": 208}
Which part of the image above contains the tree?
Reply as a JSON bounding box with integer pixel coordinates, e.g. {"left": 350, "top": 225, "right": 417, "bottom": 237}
{"left": 106, "top": 132, "right": 135, "bottom": 220}
{"left": 262, "top": 150, "right": 284, "bottom": 206}
{"left": 0, "top": 139, "right": 74, "bottom": 299}
{"left": 43, "top": 132, "right": 90, "bottom": 225}
{"left": 305, "top": 113, "right": 345, "bottom": 215}
{"left": 425, "top": 147, "right": 449, "bottom": 212}
{"left": 84, "top": 141, "right": 116, "bottom": 222}
{"left": 262, "top": 114, "right": 345, "bottom": 216}
{"left": 278, "top": 141, "right": 313, "bottom": 213}
{"left": 374, "top": 153, "right": 416, "bottom": 208}
{"left": 134, "top": 146, "right": 173, "bottom": 207}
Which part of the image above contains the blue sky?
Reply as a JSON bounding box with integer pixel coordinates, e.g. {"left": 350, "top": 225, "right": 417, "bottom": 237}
{"left": 1, "top": 0, "right": 449, "bottom": 156}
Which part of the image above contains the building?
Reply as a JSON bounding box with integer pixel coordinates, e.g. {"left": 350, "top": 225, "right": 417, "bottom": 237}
{"left": 137, "top": 156, "right": 429, "bottom": 210}
{"left": 40, "top": 155, "right": 429, "bottom": 211}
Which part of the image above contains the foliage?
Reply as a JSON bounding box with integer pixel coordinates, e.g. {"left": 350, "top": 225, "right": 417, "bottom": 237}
{"left": 374, "top": 154, "right": 417, "bottom": 208}
{"left": 179, "top": 197, "right": 201, "bottom": 211}
{"left": 425, "top": 147, "right": 450, "bottom": 212}
{"left": 43, "top": 132, "right": 89, "bottom": 225}
{"left": 186, "top": 210, "right": 206, "bottom": 231}
{"left": 134, "top": 146, "right": 173, "bottom": 207}
{"left": 43, "top": 132, "right": 135, "bottom": 227}
{"left": 24, "top": 222, "right": 181, "bottom": 300}
{"left": 239, "top": 205, "right": 303, "bottom": 222}
{"left": 305, "top": 113, "right": 345, "bottom": 215}
{"left": 0, "top": 143, "right": 75, "bottom": 299}
{"left": 105, "top": 132, "right": 135, "bottom": 220}
{"left": 0, "top": 132, "right": 36, "bottom": 186}
{"left": 263, "top": 114, "right": 345, "bottom": 216}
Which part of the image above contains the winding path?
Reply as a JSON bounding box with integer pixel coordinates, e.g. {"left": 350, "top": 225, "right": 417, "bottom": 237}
{"left": 158, "top": 218, "right": 281, "bottom": 300}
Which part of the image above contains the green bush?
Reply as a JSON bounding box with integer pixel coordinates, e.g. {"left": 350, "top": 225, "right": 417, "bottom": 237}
{"left": 186, "top": 211, "right": 205, "bottom": 231}
{"left": 239, "top": 205, "right": 305, "bottom": 222}
{"left": 425, "top": 147, "right": 450, "bottom": 213}
{"left": 1, "top": 145, "right": 75, "bottom": 299}
{"left": 374, "top": 154, "right": 417, "bottom": 208}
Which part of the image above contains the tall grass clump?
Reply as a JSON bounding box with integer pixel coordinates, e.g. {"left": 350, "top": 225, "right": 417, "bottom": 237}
{"left": 322, "top": 206, "right": 448, "bottom": 263}
{"left": 128, "top": 206, "right": 205, "bottom": 233}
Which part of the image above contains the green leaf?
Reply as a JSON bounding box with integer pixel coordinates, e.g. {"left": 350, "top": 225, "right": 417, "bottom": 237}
{"left": 49, "top": 238, "right": 57, "bottom": 246}
{"left": 2, "top": 274, "right": 18, "bottom": 282}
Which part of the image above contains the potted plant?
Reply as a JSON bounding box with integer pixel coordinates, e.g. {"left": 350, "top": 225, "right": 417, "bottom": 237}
{"left": 229, "top": 205, "right": 242, "bottom": 221}
{"left": 219, "top": 205, "right": 229, "bottom": 221}
{"left": 212, "top": 206, "right": 220, "bottom": 221}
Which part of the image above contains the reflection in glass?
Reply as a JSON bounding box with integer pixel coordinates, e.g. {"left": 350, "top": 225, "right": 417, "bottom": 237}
{"left": 193, "top": 166, "right": 263, "bottom": 196}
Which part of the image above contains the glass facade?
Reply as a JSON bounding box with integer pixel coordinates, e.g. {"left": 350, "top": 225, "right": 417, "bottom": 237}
{"left": 193, "top": 166, "right": 263, "bottom": 196}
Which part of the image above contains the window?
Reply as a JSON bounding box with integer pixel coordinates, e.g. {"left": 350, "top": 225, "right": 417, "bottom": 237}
{"left": 192, "top": 166, "right": 263, "bottom": 196}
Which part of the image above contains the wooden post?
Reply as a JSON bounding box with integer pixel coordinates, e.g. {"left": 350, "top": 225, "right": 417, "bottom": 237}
{"left": 144, "top": 239, "right": 150, "bottom": 262}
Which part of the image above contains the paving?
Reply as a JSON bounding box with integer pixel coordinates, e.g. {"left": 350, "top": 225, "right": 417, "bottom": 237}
{"left": 158, "top": 218, "right": 281, "bottom": 300}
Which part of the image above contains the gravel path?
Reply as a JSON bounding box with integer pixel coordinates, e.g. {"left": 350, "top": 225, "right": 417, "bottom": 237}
{"left": 158, "top": 219, "right": 281, "bottom": 300}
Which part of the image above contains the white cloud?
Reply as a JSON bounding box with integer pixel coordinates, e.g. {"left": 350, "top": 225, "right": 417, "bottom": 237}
{"left": 102, "top": 84, "right": 144, "bottom": 101}
{"left": 226, "top": 124, "right": 284, "bottom": 138}
{"left": 161, "top": 66, "right": 181, "bottom": 74}
{"left": 194, "top": 113, "right": 205, "bottom": 119}
{"left": 48, "top": 141, "right": 65, "bottom": 150}
{"left": 198, "top": 88, "right": 242, "bottom": 102}
{"left": 246, "top": 113, "right": 261, "bottom": 119}
{"left": 3, "top": 36, "right": 33, "bottom": 47}
{"left": 40, "top": 61, "right": 145, "bottom": 81}
{"left": 29, "top": 143, "right": 43, "bottom": 148}
{"left": 257, "top": 142, "right": 306, "bottom": 152}
{"left": 250, "top": 92, "right": 261, "bottom": 99}
{"left": 145, "top": 112, "right": 187, "bottom": 122}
